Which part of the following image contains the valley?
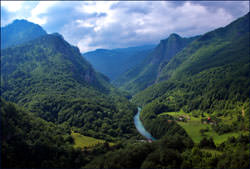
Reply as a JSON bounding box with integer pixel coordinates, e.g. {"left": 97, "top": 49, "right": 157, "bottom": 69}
{"left": 0, "top": 4, "right": 249, "bottom": 169}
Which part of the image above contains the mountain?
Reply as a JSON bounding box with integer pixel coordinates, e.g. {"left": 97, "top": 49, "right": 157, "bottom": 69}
{"left": 114, "top": 34, "right": 199, "bottom": 94}
{"left": 1, "top": 29, "right": 137, "bottom": 141}
{"left": 1, "top": 19, "right": 47, "bottom": 49}
{"left": 157, "top": 12, "right": 250, "bottom": 82}
{"left": 83, "top": 45, "right": 155, "bottom": 81}
{"left": 132, "top": 12, "right": 250, "bottom": 141}
{"left": 1, "top": 12, "right": 249, "bottom": 169}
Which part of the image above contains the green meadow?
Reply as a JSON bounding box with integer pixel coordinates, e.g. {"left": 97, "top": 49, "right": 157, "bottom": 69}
{"left": 71, "top": 131, "right": 106, "bottom": 148}
{"left": 158, "top": 111, "right": 247, "bottom": 144}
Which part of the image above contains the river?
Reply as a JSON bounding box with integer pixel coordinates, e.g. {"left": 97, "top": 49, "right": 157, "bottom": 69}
{"left": 134, "top": 107, "right": 156, "bottom": 141}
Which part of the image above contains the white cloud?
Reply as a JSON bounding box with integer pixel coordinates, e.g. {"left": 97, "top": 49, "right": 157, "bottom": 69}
{"left": 27, "top": 1, "right": 58, "bottom": 25}
{"left": 1, "top": 1, "right": 24, "bottom": 12}
{"left": 1, "top": 1, "right": 248, "bottom": 52}
{"left": 77, "top": 36, "right": 104, "bottom": 52}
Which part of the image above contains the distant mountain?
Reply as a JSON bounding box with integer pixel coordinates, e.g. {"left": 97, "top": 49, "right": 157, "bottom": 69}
{"left": 115, "top": 34, "right": 198, "bottom": 94}
{"left": 1, "top": 19, "right": 47, "bottom": 49}
{"left": 1, "top": 31, "right": 137, "bottom": 140}
{"left": 83, "top": 45, "right": 155, "bottom": 81}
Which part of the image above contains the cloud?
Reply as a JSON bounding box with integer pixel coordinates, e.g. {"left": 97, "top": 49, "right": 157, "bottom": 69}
{"left": 1, "top": 1, "right": 24, "bottom": 12}
{"left": 28, "top": 1, "right": 58, "bottom": 25}
{"left": 1, "top": 1, "right": 249, "bottom": 52}
{"left": 1, "top": 1, "right": 38, "bottom": 26}
{"left": 192, "top": 1, "right": 249, "bottom": 18}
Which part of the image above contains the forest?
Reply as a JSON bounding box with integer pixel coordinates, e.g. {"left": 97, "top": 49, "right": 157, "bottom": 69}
{"left": 0, "top": 6, "right": 249, "bottom": 169}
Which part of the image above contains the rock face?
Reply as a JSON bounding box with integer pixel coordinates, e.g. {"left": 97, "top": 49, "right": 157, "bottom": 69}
{"left": 1, "top": 19, "right": 47, "bottom": 49}
{"left": 84, "top": 69, "right": 96, "bottom": 84}
{"left": 152, "top": 33, "right": 188, "bottom": 65}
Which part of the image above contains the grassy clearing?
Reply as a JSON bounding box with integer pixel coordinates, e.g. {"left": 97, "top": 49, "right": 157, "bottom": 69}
{"left": 158, "top": 111, "right": 187, "bottom": 117}
{"left": 201, "top": 149, "right": 222, "bottom": 156}
{"left": 177, "top": 121, "right": 242, "bottom": 144}
{"left": 158, "top": 111, "right": 247, "bottom": 144}
{"left": 71, "top": 131, "right": 106, "bottom": 148}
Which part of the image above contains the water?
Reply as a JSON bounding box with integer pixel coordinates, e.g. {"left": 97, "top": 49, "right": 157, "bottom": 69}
{"left": 134, "top": 107, "right": 156, "bottom": 141}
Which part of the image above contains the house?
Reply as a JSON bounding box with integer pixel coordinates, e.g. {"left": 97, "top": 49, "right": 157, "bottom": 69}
{"left": 148, "top": 139, "right": 153, "bottom": 143}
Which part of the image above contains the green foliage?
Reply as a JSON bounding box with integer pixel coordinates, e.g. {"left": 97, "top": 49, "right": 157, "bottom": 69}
{"left": 181, "top": 135, "right": 249, "bottom": 169}
{"left": 133, "top": 13, "right": 249, "bottom": 107}
{"left": 84, "top": 134, "right": 193, "bottom": 169}
{"left": 115, "top": 33, "right": 198, "bottom": 94}
{"left": 1, "top": 33, "right": 138, "bottom": 141}
{"left": 71, "top": 131, "right": 106, "bottom": 148}
{"left": 1, "top": 11, "right": 249, "bottom": 169}
{"left": 198, "top": 137, "right": 216, "bottom": 149}
{"left": 217, "top": 135, "right": 250, "bottom": 168}
{"left": 133, "top": 13, "right": 250, "bottom": 142}
{"left": 139, "top": 101, "right": 190, "bottom": 139}
{"left": 0, "top": 99, "right": 87, "bottom": 168}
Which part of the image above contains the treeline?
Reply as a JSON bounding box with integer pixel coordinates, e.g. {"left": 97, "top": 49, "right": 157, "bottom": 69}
{"left": 2, "top": 99, "right": 248, "bottom": 169}
{"left": 1, "top": 99, "right": 134, "bottom": 168}
{"left": 133, "top": 42, "right": 250, "bottom": 135}
{"left": 133, "top": 15, "right": 250, "bottom": 128}
{"left": 84, "top": 134, "right": 193, "bottom": 168}
{"left": 139, "top": 102, "right": 188, "bottom": 139}
{"left": 1, "top": 99, "right": 83, "bottom": 168}
{"left": 83, "top": 133, "right": 249, "bottom": 168}
{"left": 27, "top": 93, "right": 137, "bottom": 141}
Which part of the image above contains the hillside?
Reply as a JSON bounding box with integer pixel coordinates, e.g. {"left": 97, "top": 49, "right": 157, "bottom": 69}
{"left": 133, "top": 12, "right": 250, "bottom": 142}
{"left": 158, "top": 12, "right": 250, "bottom": 82}
{"left": 83, "top": 45, "right": 155, "bottom": 81}
{"left": 1, "top": 29, "right": 137, "bottom": 141}
{"left": 1, "top": 19, "right": 47, "bottom": 49}
{"left": 1, "top": 8, "right": 249, "bottom": 169}
{"left": 115, "top": 34, "right": 198, "bottom": 94}
{"left": 1, "top": 99, "right": 84, "bottom": 168}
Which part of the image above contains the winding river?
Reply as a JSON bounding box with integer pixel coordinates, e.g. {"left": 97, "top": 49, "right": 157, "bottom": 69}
{"left": 134, "top": 107, "right": 156, "bottom": 141}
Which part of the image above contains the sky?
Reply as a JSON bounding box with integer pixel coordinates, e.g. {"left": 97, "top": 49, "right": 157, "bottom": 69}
{"left": 1, "top": 1, "right": 249, "bottom": 53}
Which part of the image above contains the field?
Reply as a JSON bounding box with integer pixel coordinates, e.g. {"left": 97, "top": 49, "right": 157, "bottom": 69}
{"left": 71, "top": 131, "right": 106, "bottom": 148}
{"left": 158, "top": 111, "right": 247, "bottom": 144}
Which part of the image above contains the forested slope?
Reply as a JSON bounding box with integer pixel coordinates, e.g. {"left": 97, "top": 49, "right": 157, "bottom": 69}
{"left": 116, "top": 34, "right": 198, "bottom": 94}
{"left": 1, "top": 99, "right": 84, "bottom": 168}
{"left": 133, "top": 12, "right": 249, "bottom": 140}
{"left": 1, "top": 24, "right": 137, "bottom": 141}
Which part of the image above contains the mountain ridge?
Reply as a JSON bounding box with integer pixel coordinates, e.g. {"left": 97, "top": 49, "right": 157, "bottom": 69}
{"left": 114, "top": 33, "right": 199, "bottom": 94}
{"left": 1, "top": 19, "right": 47, "bottom": 49}
{"left": 157, "top": 12, "right": 250, "bottom": 82}
{"left": 83, "top": 44, "right": 155, "bottom": 81}
{"left": 1, "top": 23, "right": 137, "bottom": 140}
